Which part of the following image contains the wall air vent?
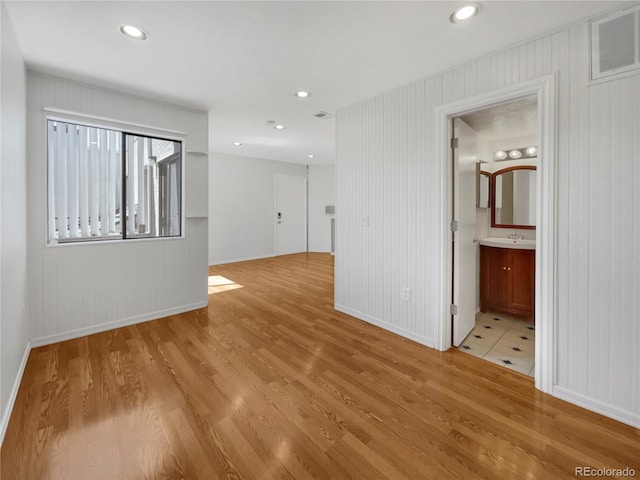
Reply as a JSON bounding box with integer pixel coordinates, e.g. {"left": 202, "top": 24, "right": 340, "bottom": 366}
{"left": 590, "top": 4, "right": 640, "bottom": 82}
{"left": 314, "top": 111, "right": 335, "bottom": 119}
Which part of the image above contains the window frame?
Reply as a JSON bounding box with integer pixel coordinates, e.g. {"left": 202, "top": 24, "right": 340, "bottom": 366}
{"left": 46, "top": 114, "right": 186, "bottom": 246}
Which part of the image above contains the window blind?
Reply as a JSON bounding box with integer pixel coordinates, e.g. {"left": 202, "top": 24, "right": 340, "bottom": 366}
{"left": 48, "top": 121, "right": 122, "bottom": 241}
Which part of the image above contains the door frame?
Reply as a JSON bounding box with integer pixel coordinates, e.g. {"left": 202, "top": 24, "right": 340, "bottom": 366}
{"left": 434, "top": 74, "right": 557, "bottom": 394}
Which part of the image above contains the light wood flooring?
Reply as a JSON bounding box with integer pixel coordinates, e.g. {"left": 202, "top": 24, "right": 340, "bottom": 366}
{"left": 2, "top": 253, "right": 638, "bottom": 479}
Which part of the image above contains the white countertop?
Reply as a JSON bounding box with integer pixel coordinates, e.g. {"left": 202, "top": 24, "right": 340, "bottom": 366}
{"left": 480, "top": 237, "right": 536, "bottom": 250}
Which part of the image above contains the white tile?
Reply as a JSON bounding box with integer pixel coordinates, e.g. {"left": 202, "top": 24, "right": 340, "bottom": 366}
{"left": 459, "top": 339, "right": 492, "bottom": 357}
{"left": 459, "top": 312, "right": 536, "bottom": 377}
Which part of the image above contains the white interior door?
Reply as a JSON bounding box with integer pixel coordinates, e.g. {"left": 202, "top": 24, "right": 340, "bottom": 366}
{"left": 452, "top": 118, "right": 478, "bottom": 346}
{"left": 275, "top": 175, "right": 307, "bottom": 256}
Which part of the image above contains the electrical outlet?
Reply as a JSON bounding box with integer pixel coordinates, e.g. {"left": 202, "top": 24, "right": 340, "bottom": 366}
{"left": 401, "top": 287, "right": 411, "bottom": 302}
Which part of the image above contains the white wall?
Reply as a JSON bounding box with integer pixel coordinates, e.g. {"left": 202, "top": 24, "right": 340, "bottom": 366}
{"left": 308, "top": 164, "right": 335, "bottom": 253}
{"left": 1, "top": 1, "right": 29, "bottom": 439}
{"left": 26, "top": 72, "right": 209, "bottom": 346}
{"left": 208, "top": 152, "right": 306, "bottom": 265}
{"left": 336, "top": 21, "right": 639, "bottom": 426}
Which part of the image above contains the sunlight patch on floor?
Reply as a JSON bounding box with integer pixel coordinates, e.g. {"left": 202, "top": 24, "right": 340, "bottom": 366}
{"left": 208, "top": 275, "right": 243, "bottom": 294}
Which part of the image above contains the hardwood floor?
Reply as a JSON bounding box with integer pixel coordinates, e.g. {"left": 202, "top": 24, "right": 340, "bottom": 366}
{"left": 2, "top": 253, "right": 638, "bottom": 479}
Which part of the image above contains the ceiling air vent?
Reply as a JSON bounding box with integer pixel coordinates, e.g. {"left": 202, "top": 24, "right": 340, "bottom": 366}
{"left": 590, "top": 4, "right": 640, "bottom": 82}
{"left": 314, "top": 111, "right": 335, "bottom": 119}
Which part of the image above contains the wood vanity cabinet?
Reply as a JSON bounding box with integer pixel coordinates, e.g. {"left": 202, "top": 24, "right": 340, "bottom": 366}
{"left": 480, "top": 245, "right": 535, "bottom": 320}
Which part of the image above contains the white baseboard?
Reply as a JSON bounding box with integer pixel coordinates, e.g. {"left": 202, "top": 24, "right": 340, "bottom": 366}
{"left": 30, "top": 301, "right": 208, "bottom": 348}
{"left": 209, "top": 253, "right": 275, "bottom": 266}
{"left": 1, "top": 340, "right": 32, "bottom": 446}
{"left": 334, "top": 304, "right": 435, "bottom": 349}
{"left": 553, "top": 386, "right": 640, "bottom": 429}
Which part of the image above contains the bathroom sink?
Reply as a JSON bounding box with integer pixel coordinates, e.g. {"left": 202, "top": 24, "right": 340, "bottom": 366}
{"left": 480, "top": 237, "right": 536, "bottom": 250}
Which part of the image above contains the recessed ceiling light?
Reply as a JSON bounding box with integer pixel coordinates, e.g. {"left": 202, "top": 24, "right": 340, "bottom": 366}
{"left": 308, "top": 154, "right": 314, "bottom": 159}
{"left": 449, "top": 4, "right": 481, "bottom": 24}
{"left": 233, "top": 142, "right": 242, "bottom": 146}
{"left": 295, "top": 91, "right": 311, "bottom": 98}
{"left": 274, "top": 124, "right": 285, "bottom": 130}
{"left": 120, "top": 24, "right": 149, "bottom": 40}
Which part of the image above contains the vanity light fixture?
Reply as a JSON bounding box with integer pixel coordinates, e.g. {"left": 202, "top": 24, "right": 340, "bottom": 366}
{"left": 295, "top": 91, "right": 311, "bottom": 98}
{"left": 119, "top": 24, "right": 149, "bottom": 40}
{"left": 449, "top": 3, "right": 481, "bottom": 24}
{"left": 233, "top": 142, "right": 242, "bottom": 146}
{"left": 274, "top": 124, "right": 285, "bottom": 130}
{"left": 495, "top": 146, "right": 538, "bottom": 161}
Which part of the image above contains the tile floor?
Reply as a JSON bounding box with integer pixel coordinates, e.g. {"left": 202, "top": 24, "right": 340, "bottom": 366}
{"left": 459, "top": 312, "right": 535, "bottom": 377}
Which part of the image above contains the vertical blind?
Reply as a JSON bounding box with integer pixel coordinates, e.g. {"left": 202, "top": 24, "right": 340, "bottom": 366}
{"left": 47, "top": 120, "right": 182, "bottom": 243}
{"left": 48, "top": 121, "right": 122, "bottom": 240}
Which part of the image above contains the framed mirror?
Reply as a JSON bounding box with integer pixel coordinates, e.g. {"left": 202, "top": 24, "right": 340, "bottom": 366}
{"left": 491, "top": 166, "right": 536, "bottom": 229}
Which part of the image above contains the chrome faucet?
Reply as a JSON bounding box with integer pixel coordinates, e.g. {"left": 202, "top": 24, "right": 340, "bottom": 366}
{"left": 508, "top": 232, "right": 526, "bottom": 240}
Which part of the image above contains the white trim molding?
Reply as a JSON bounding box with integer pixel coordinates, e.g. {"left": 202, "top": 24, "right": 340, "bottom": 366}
{"left": 30, "top": 302, "right": 208, "bottom": 348}
{"left": 335, "top": 304, "right": 435, "bottom": 349}
{"left": 1, "top": 341, "right": 32, "bottom": 446}
{"left": 553, "top": 386, "right": 640, "bottom": 429}
{"left": 434, "top": 74, "right": 557, "bottom": 395}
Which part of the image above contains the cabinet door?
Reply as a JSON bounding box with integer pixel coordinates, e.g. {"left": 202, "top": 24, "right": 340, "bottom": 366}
{"left": 481, "top": 246, "right": 508, "bottom": 310}
{"left": 509, "top": 249, "right": 535, "bottom": 312}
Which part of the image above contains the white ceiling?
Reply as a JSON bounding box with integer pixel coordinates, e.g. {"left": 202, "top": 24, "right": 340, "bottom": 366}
{"left": 461, "top": 95, "right": 538, "bottom": 141}
{"left": 5, "top": 1, "right": 624, "bottom": 165}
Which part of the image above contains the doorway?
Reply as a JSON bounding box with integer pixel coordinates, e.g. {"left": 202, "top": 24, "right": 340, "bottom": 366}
{"left": 435, "top": 74, "right": 557, "bottom": 393}
{"left": 275, "top": 174, "right": 307, "bottom": 256}
{"left": 452, "top": 97, "right": 538, "bottom": 377}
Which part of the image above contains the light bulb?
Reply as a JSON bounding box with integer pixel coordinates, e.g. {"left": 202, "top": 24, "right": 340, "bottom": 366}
{"left": 450, "top": 4, "right": 481, "bottom": 24}
{"left": 120, "top": 25, "right": 149, "bottom": 40}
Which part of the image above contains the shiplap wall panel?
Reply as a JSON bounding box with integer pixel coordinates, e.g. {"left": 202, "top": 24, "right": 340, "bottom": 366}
{"left": 27, "top": 72, "right": 208, "bottom": 345}
{"left": 412, "top": 91, "right": 422, "bottom": 336}
{"left": 620, "top": 77, "right": 639, "bottom": 413}
{"left": 337, "top": 17, "right": 639, "bottom": 425}
{"left": 1, "top": 2, "right": 30, "bottom": 432}
{"left": 475, "top": 57, "right": 491, "bottom": 95}
{"left": 558, "top": 24, "right": 590, "bottom": 394}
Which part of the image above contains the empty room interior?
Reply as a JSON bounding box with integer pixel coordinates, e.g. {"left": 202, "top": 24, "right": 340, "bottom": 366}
{"left": 1, "top": 1, "right": 639, "bottom": 479}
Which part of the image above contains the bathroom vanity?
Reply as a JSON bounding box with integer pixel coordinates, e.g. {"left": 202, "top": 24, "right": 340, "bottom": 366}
{"left": 479, "top": 239, "right": 535, "bottom": 321}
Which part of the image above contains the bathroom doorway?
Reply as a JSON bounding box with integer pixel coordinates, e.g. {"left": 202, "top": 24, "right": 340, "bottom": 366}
{"left": 453, "top": 97, "right": 538, "bottom": 376}
{"left": 435, "top": 74, "right": 558, "bottom": 393}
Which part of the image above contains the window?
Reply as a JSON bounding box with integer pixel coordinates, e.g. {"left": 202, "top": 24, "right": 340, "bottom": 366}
{"left": 47, "top": 120, "right": 182, "bottom": 243}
